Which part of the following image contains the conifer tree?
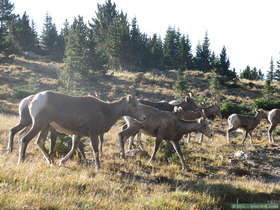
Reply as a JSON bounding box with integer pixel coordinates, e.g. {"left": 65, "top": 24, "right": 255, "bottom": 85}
{"left": 40, "top": 14, "right": 60, "bottom": 59}
{"left": 150, "top": 33, "right": 164, "bottom": 70}
{"left": 163, "top": 27, "right": 180, "bottom": 69}
{"left": 218, "top": 46, "right": 230, "bottom": 75}
{"left": 195, "top": 32, "right": 212, "bottom": 72}
{"left": 274, "top": 58, "right": 280, "bottom": 81}
{"left": 6, "top": 12, "right": 38, "bottom": 53}
{"left": 177, "top": 35, "right": 193, "bottom": 70}
{"left": 266, "top": 57, "right": 274, "bottom": 82}
{"left": 0, "top": 0, "right": 15, "bottom": 52}
{"left": 60, "top": 26, "right": 87, "bottom": 91}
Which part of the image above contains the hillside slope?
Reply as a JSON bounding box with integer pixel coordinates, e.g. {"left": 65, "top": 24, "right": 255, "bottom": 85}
{"left": 0, "top": 56, "right": 280, "bottom": 209}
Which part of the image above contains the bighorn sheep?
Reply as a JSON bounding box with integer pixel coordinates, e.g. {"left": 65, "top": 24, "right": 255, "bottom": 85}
{"left": 7, "top": 95, "right": 86, "bottom": 162}
{"left": 267, "top": 109, "right": 280, "bottom": 143}
{"left": 125, "top": 94, "right": 200, "bottom": 149}
{"left": 227, "top": 109, "right": 266, "bottom": 144}
{"left": 118, "top": 104, "right": 212, "bottom": 170}
{"left": 174, "top": 103, "right": 222, "bottom": 143}
{"left": 17, "top": 91, "right": 146, "bottom": 170}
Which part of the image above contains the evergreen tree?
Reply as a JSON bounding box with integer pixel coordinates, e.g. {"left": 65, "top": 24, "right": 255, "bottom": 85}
{"left": 40, "top": 14, "right": 60, "bottom": 59}
{"left": 0, "top": 0, "right": 15, "bottom": 52}
{"left": 195, "top": 32, "right": 212, "bottom": 72}
{"left": 60, "top": 27, "right": 87, "bottom": 91}
{"left": 217, "top": 46, "right": 230, "bottom": 75}
{"left": 240, "top": 65, "right": 263, "bottom": 80}
{"left": 89, "top": 0, "right": 131, "bottom": 69}
{"left": 6, "top": 12, "right": 38, "bottom": 53}
{"left": 274, "top": 58, "right": 280, "bottom": 81}
{"left": 177, "top": 34, "right": 193, "bottom": 70}
{"left": 163, "top": 27, "right": 180, "bottom": 69}
{"left": 266, "top": 57, "right": 274, "bottom": 82}
{"left": 150, "top": 33, "right": 164, "bottom": 70}
{"left": 128, "top": 17, "right": 148, "bottom": 70}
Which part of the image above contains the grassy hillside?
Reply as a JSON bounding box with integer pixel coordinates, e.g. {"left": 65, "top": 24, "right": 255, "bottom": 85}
{"left": 1, "top": 56, "right": 280, "bottom": 209}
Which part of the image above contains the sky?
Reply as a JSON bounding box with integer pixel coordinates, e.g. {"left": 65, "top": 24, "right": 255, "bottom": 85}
{"left": 12, "top": 0, "right": 280, "bottom": 73}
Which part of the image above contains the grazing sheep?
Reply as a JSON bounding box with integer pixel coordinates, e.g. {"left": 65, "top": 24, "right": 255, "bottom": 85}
{"left": 227, "top": 109, "right": 266, "bottom": 144}
{"left": 118, "top": 104, "right": 213, "bottom": 170}
{"left": 17, "top": 91, "right": 146, "bottom": 170}
{"left": 7, "top": 95, "right": 87, "bottom": 162}
{"left": 174, "top": 103, "right": 221, "bottom": 143}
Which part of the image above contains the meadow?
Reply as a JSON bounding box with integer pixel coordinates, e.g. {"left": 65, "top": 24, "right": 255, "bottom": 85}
{"left": 0, "top": 56, "right": 280, "bottom": 209}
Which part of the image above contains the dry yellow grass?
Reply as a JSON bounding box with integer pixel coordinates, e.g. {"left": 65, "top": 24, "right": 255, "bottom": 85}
{"left": 0, "top": 114, "right": 280, "bottom": 209}
{"left": 1, "top": 56, "right": 280, "bottom": 209}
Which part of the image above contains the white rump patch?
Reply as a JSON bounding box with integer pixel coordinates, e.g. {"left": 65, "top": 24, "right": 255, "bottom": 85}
{"left": 18, "top": 95, "right": 34, "bottom": 116}
{"left": 29, "top": 91, "right": 48, "bottom": 118}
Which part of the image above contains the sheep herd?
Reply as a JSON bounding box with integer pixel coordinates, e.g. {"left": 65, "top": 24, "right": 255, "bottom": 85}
{"left": 4, "top": 90, "right": 280, "bottom": 170}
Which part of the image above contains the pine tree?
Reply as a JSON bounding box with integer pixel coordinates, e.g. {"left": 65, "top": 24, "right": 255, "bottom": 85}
{"left": 274, "top": 58, "right": 280, "bottom": 81}
{"left": 6, "top": 12, "right": 38, "bottom": 53}
{"left": 177, "top": 35, "right": 193, "bottom": 70}
{"left": 163, "top": 27, "right": 180, "bottom": 69}
{"left": 195, "top": 32, "right": 212, "bottom": 72}
{"left": 0, "top": 0, "right": 15, "bottom": 52}
{"left": 184, "top": 35, "right": 193, "bottom": 70}
{"left": 240, "top": 66, "right": 263, "bottom": 80}
{"left": 40, "top": 14, "right": 59, "bottom": 59}
{"left": 150, "top": 33, "right": 164, "bottom": 70}
{"left": 60, "top": 28, "right": 87, "bottom": 91}
{"left": 89, "top": 0, "right": 131, "bottom": 69}
{"left": 266, "top": 57, "right": 274, "bottom": 82}
{"left": 218, "top": 46, "right": 230, "bottom": 75}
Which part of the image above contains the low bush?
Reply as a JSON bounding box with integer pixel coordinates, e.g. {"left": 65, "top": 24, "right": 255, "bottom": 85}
{"left": 253, "top": 98, "right": 280, "bottom": 110}
{"left": 220, "top": 100, "right": 251, "bottom": 118}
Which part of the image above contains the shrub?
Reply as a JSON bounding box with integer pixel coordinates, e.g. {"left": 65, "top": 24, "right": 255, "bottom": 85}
{"left": 253, "top": 98, "right": 280, "bottom": 110}
{"left": 173, "top": 73, "right": 188, "bottom": 100}
{"left": 220, "top": 100, "right": 251, "bottom": 118}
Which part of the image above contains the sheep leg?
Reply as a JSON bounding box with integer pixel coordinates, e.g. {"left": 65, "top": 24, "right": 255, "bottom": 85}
{"left": 128, "top": 133, "right": 136, "bottom": 150}
{"left": 77, "top": 141, "right": 87, "bottom": 161}
{"left": 48, "top": 129, "right": 58, "bottom": 162}
{"left": 227, "top": 128, "right": 235, "bottom": 144}
{"left": 170, "top": 141, "right": 187, "bottom": 170}
{"left": 18, "top": 123, "right": 43, "bottom": 164}
{"left": 137, "top": 132, "right": 144, "bottom": 151}
{"left": 149, "top": 136, "right": 163, "bottom": 162}
{"left": 59, "top": 135, "right": 80, "bottom": 166}
{"left": 187, "top": 133, "right": 191, "bottom": 143}
{"left": 241, "top": 131, "right": 248, "bottom": 145}
{"left": 7, "top": 122, "right": 28, "bottom": 153}
{"left": 118, "top": 126, "right": 140, "bottom": 159}
{"left": 268, "top": 124, "right": 276, "bottom": 143}
{"left": 36, "top": 126, "right": 53, "bottom": 164}
{"left": 199, "top": 134, "right": 204, "bottom": 144}
{"left": 89, "top": 135, "right": 100, "bottom": 170}
{"left": 248, "top": 132, "right": 253, "bottom": 144}
{"left": 98, "top": 134, "right": 104, "bottom": 158}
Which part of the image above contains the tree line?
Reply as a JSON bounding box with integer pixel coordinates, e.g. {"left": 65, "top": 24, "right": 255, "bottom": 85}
{"left": 1, "top": 0, "right": 279, "bottom": 88}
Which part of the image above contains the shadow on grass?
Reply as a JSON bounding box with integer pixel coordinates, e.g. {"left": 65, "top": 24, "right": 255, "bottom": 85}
{"left": 115, "top": 167, "right": 280, "bottom": 207}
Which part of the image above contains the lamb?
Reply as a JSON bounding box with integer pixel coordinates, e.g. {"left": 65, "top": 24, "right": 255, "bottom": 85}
{"left": 118, "top": 104, "right": 213, "bottom": 170}
{"left": 227, "top": 109, "right": 266, "bottom": 144}
{"left": 17, "top": 91, "right": 146, "bottom": 170}
{"left": 174, "top": 104, "right": 222, "bottom": 143}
